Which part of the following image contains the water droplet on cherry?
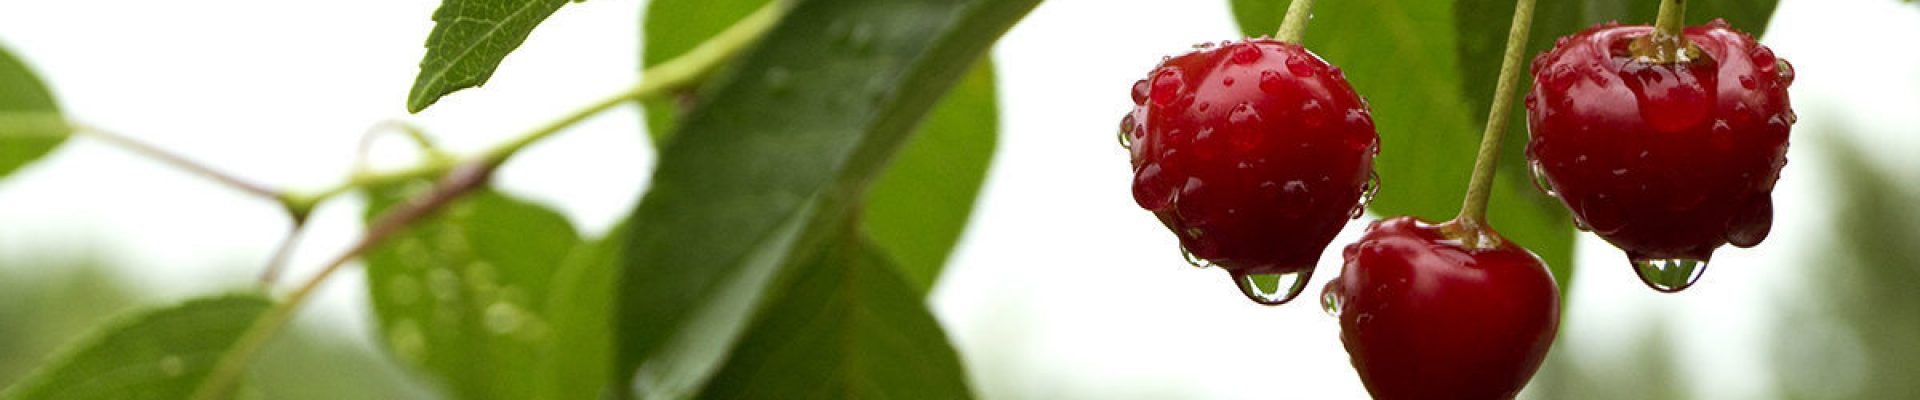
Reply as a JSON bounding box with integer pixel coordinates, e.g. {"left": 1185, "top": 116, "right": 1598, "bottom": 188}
{"left": 1181, "top": 246, "right": 1210, "bottom": 269}
{"left": 1232, "top": 270, "right": 1312, "bottom": 305}
{"left": 1320, "top": 280, "right": 1344, "bottom": 316}
{"left": 1131, "top": 79, "right": 1149, "bottom": 105}
{"left": 1286, "top": 55, "right": 1316, "bottom": 77}
{"left": 1351, "top": 171, "right": 1380, "bottom": 219}
{"left": 1118, "top": 113, "right": 1136, "bottom": 150}
{"left": 1528, "top": 159, "right": 1558, "bottom": 197}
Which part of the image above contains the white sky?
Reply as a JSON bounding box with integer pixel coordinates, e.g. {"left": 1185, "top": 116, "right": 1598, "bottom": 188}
{"left": 1, "top": 0, "right": 1916, "bottom": 398}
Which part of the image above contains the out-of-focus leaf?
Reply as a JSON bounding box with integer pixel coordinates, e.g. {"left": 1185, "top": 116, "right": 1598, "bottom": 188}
{"left": 697, "top": 233, "right": 972, "bottom": 400}
{"left": 639, "top": 0, "right": 771, "bottom": 143}
{"left": 362, "top": 185, "right": 589, "bottom": 400}
{"left": 643, "top": 5, "right": 1004, "bottom": 294}
{"left": 616, "top": 0, "right": 1037, "bottom": 397}
{"left": 406, "top": 0, "right": 570, "bottom": 113}
{"left": 533, "top": 224, "right": 623, "bottom": 400}
{"left": 0, "top": 44, "right": 69, "bottom": 180}
{"left": 859, "top": 60, "right": 997, "bottom": 294}
{"left": 1770, "top": 134, "right": 1920, "bottom": 399}
{"left": 0, "top": 294, "right": 272, "bottom": 400}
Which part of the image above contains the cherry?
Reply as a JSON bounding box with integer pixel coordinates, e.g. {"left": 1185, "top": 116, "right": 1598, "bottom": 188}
{"left": 1323, "top": 217, "right": 1560, "bottom": 400}
{"left": 1524, "top": 20, "right": 1794, "bottom": 292}
{"left": 1123, "top": 39, "right": 1380, "bottom": 305}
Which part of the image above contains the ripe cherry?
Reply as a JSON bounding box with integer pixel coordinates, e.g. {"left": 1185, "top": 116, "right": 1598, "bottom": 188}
{"left": 1124, "top": 39, "right": 1380, "bottom": 305}
{"left": 1323, "top": 217, "right": 1560, "bottom": 400}
{"left": 1525, "top": 20, "right": 1794, "bottom": 292}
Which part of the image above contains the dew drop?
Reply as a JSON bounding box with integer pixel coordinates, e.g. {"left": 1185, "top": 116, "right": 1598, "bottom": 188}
{"left": 1319, "top": 280, "right": 1344, "bottom": 317}
{"left": 1229, "top": 43, "right": 1263, "bottom": 64}
{"left": 1259, "top": 70, "right": 1286, "bottom": 94}
{"left": 484, "top": 302, "right": 526, "bottom": 335}
{"left": 388, "top": 320, "right": 429, "bottom": 363}
{"left": 1131, "top": 79, "right": 1150, "bottom": 105}
{"left": 1118, "top": 114, "right": 1136, "bottom": 150}
{"left": 1726, "top": 197, "right": 1774, "bottom": 248}
{"left": 1285, "top": 55, "right": 1316, "bottom": 77}
{"left": 1739, "top": 74, "right": 1758, "bottom": 89}
{"left": 1528, "top": 159, "right": 1558, "bottom": 197}
{"left": 158, "top": 355, "right": 186, "bottom": 378}
{"left": 1351, "top": 171, "right": 1380, "bottom": 219}
{"left": 1150, "top": 69, "right": 1185, "bottom": 106}
{"left": 1776, "top": 58, "right": 1796, "bottom": 86}
{"left": 1197, "top": 101, "right": 1211, "bottom": 113}
{"left": 1193, "top": 41, "right": 1216, "bottom": 49}
{"left": 1222, "top": 76, "right": 1236, "bottom": 87}
{"left": 1180, "top": 246, "right": 1210, "bottom": 269}
{"left": 1300, "top": 99, "right": 1327, "bottom": 128}
{"left": 1631, "top": 258, "right": 1709, "bottom": 293}
{"left": 1232, "top": 270, "right": 1312, "bottom": 305}
{"left": 764, "top": 67, "right": 791, "bottom": 91}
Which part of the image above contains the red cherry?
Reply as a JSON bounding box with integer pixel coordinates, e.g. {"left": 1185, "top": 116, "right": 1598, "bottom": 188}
{"left": 1324, "top": 217, "right": 1560, "bottom": 400}
{"left": 1125, "top": 39, "right": 1380, "bottom": 305}
{"left": 1524, "top": 20, "right": 1793, "bottom": 292}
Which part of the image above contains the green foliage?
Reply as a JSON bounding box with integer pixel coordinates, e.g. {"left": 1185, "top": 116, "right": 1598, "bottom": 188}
{"left": 860, "top": 60, "right": 998, "bottom": 293}
{"left": 362, "top": 185, "right": 608, "bottom": 400}
{"left": 698, "top": 233, "right": 972, "bottom": 400}
{"left": 0, "top": 295, "right": 272, "bottom": 400}
{"left": 0, "top": 44, "right": 69, "bottom": 181}
{"left": 407, "top": 0, "right": 571, "bottom": 113}
{"left": 615, "top": 0, "right": 1037, "bottom": 397}
{"left": 1228, "top": 0, "right": 1780, "bottom": 293}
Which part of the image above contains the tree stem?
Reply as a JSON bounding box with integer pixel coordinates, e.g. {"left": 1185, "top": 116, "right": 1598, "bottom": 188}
{"left": 1274, "top": 0, "right": 1317, "bottom": 44}
{"left": 1454, "top": 0, "right": 1537, "bottom": 228}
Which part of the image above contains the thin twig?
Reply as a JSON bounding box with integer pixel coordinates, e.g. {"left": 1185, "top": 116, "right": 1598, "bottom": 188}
{"left": 254, "top": 222, "right": 307, "bottom": 287}
{"left": 70, "top": 123, "right": 283, "bottom": 201}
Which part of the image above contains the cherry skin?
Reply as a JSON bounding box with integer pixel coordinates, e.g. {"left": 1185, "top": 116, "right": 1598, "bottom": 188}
{"left": 1125, "top": 39, "right": 1380, "bottom": 304}
{"left": 1324, "top": 217, "right": 1560, "bottom": 400}
{"left": 1525, "top": 20, "right": 1794, "bottom": 291}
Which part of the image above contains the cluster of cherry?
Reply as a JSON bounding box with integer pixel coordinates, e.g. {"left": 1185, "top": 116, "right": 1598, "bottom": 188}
{"left": 1120, "top": 10, "right": 1794, "bottom": 400}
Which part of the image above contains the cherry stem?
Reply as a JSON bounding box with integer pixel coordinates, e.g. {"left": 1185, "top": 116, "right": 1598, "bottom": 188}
{"left": 1454, "top": 0, "right": 1537, "bottom": 231}
{"left": 1655, "top": 0, "right": 1687, "bottom": 39}
{"left": 1633, "top": 0, "right": 1694, "bottom": 64}
{"left": 1274, "top": 0, "right": 1317, "bottom": 44}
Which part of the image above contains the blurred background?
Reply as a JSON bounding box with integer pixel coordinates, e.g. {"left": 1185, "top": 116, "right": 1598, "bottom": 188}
{"left": 0, "top": 0, "right": 1914, "bottom": 398}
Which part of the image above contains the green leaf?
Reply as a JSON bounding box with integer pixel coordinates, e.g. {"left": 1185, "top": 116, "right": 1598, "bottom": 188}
{"left": 1228, "top": 0, "right": 1778, "bottom": 292}
{"left": 0, "top": 44, "right": 70, "bottom": 181}
{"left": 617, "top": 0, "right": 1037, "bottom": 397}
{"left": 1, "top": 294, "right": 273, "bottom": 400}
{"left": 640, "top": 0, "right": 772, "bottom": 144}
{"left": 857, "top": 59, "right": 997, "bottom": 294}
{"left": 361, "top": 185, "right": 596, "bottom": 400}
{"left": 642, "top": 4, "right": 1003, "bottom": 295}
{"left": 406, "top": 0, "right": 571, "bottom": 113}
{"left": 697, "top": 234, "right": 972, "bottom": 400}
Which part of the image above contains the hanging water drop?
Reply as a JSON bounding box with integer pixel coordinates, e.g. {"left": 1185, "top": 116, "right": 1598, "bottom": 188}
{"left": 1320, "top": 280, "right": 1344, "bottom": 317}
{"left": 1231, "top": 270, "right": 1311, "bottom": 305}
{"left": 1180, "top": 246, "right": 1210, "bottom": 269}
{"left": 1631, "top": 258, "right": 1709, "bottom": 292}
{"left": 1118, "top": 114, "right": 1136, "bottom": 150}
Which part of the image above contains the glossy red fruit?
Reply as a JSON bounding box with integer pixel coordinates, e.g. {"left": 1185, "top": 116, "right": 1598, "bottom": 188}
{"left": 1124, "top": 39, "right": 1380, "bottom": 304}
{"left": 1525, "top": 20, "right": 1794, "bottom": 292}
{"left": 1323, "top": 217, "right": 1560, "bottom": 400}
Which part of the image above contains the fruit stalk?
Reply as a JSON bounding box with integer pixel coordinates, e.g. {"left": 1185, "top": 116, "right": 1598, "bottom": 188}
{"left": 1655, "top": 0, "right": 1687, "bottom": 39}
{"left": 1275, "top": 0, "right": 1318, "bottom": 44}
{"left": 1454, "top": 0, "right": 1538, "bottom": 232}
